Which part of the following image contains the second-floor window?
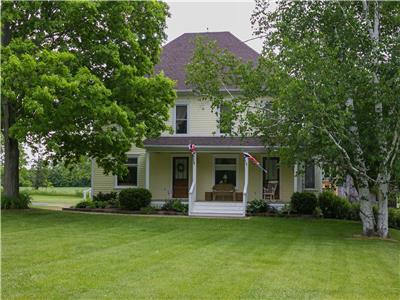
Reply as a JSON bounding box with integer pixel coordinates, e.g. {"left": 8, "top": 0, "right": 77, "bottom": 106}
{"left": 175, "top": 105, "right": 187, "bottom": 134}
{"left": 219, "top": 104, "right": 232, "bottom": 134}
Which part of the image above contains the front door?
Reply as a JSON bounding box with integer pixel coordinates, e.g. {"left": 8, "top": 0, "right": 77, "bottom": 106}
{"left": 173, "top": 157, "right": 189, "bottom": 198}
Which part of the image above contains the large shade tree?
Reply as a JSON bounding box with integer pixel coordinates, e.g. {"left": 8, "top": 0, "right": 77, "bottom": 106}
{"left": 1, "top": 1, "right": 176, "bottom": 198}
{"left": 187, "top": 0, "right": 399, "bottom": 238}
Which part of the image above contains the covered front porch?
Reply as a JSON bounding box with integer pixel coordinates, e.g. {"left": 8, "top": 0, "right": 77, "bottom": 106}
{"left": 144, "top": 137, "right": 296, "bottom": 217}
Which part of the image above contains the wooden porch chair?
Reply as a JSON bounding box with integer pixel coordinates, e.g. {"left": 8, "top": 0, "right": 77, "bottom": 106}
{"left": 212, "top": 183, "right": 235, "bottom": 201}
{"left": 263, "top": 182, "right": 278, "bottom": 201}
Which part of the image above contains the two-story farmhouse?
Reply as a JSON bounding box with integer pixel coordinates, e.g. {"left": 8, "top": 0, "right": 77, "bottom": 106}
{"left": 92, "top": 32, "right": 323, "bottom": 217}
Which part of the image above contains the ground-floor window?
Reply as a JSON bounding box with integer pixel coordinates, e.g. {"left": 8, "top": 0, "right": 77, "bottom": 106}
{"left": 116, "top": 156, "right": 138, "bottom": 187}
{"left": 304, "top": 162, "right": 316, "bottom": 189}
{"left": 263, "top": 157, "right": 280, "bottom": 200}
{"left": 214, "top": 157, "right": 237, "bottom": 186}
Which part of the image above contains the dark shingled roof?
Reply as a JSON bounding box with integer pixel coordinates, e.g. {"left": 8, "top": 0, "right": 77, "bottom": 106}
{"left": 144, "top": 136, "right": 264, "bottom": 147}
{"left": 154, "top": 32, "right": 259, "bottom": 90}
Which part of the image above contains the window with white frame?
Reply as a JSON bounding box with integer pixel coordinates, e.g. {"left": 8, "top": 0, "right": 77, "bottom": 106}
{"left": 116, "top": 156, "right": 138, "bottom": 187}
{"left": 304, "top": 162, "right": 315, "bottom": 189}
{"left": 175, "top": 104, "right": 188, "bottom": 134}
{"left": 219, "top": 103, "right": 232, "bottom": 134}
{"left": 214, "top": 157, "right": 237, "bottom": 186}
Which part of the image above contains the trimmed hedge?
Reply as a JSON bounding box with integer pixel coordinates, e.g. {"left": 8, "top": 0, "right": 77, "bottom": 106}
{"left": 93, "top": 192, "right": 117, "bottom": 202}
{"left": 290, "top": 192, "right": 318, "bottom": 214}
{"left": 118, "top": 188, "right": 151, "bottom": 210}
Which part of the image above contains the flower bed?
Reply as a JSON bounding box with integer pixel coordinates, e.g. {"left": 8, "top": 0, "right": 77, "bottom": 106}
{"left": 62, "top": 207, "right": 187, "bottom": 216}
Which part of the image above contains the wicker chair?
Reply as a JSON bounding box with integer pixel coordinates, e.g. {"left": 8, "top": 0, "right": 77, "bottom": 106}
{"left": 263, "top": 182, "right": 278, "bottom": 201}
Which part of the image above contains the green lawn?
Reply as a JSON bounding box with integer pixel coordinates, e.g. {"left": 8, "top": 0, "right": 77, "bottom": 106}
{"left": 20, "top": 187, "right": 86, "bottom": 207}
{"left": 30, "top": 194, "right": 81, "bottom": 206}
{"left": 2, "top": 210, "right": 399, "bottom": 299}
{"left": 20, "top": 186, "right": 88, "bottom": 197}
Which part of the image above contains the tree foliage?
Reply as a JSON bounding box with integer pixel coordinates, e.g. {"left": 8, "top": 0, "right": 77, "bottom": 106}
{"left": 187, "top": 0, "right": 400, "bottom": 237}
{"left": 1, "top": 1, "right": 176, "bottom": 197}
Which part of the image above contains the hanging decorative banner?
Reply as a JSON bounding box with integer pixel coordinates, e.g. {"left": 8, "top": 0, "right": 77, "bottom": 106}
{"left": 243, "top": 152, "right": 268, "bottom": 174}
{"left": 188, "top": 143, "right": 196, "bottom": 154}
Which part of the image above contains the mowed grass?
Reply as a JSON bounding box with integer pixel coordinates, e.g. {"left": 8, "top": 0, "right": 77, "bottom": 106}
{"left": 20, "top": 187, "right": 87, "bottom": 207}
{"left": 20, "top": 186, "right": 88, "bottom": 197}
{"left": 2, "top": 210, "right": 399, "bottom": 299}
{"left": 30, "top": 194, "right": 81, "bottom": 206}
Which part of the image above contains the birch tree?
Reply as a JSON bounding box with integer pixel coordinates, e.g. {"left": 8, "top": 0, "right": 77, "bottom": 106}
{"left": 187, "top": 0, "right": 399, "bottom": 237}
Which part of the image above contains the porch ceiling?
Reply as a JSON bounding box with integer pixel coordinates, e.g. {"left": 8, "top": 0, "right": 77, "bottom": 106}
{"left": 143, "top": 136, "right": 266, "bottom": 152}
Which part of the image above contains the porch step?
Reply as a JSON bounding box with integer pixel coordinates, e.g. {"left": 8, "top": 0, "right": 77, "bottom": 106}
{"left": 190, "top": 201, "right": 246, "bottom": 217}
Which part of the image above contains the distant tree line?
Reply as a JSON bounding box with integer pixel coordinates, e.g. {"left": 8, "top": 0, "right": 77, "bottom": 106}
{"left": 2, "top": 158, "right": 90, "bottom": 188}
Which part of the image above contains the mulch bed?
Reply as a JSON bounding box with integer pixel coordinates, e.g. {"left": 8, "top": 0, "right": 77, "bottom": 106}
{"left": 62, "top": 207, "right": 186, "bottom": 216}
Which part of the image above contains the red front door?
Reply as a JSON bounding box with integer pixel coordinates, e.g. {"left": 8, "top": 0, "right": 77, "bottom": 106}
{"left": 173, "top": 157, "right": 189, "bottom": 198}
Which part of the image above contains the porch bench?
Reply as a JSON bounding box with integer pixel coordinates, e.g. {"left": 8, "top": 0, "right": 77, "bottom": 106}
{"left": 204, "top": 184, "right": 242, "bottom": 202}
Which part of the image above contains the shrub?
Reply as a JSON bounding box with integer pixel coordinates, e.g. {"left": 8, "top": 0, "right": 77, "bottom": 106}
{"left": 94, "top": 201, "right": 107, "bottom": 209}
{"left": 118, "top": 188, "right": 151, "bottom": 210}
{"left": 140, "top": 206, "right": 157, "bottom": 214}
{"left": 290, "top": 192, "right": 318, "bottom": 214}
{"left": 247, "top": 199, "right": 269, "bottom": 214}
{"left": 313, "top": 207, "right": 323, "bottom": 218}
{"left": 93, "top": 192, "right": 117, "bottom": 202}
{"left": 161, "top": 200, "right": 173, "bottom": 211}
{"left": 348, "top": 203, "right": 361, "bottom": 221}
{"left": 75, "top": 200, "right": 95, "bottom": 209}
{"left": 389, "top": 208, "right": 400, "bottom": 229}
{"left": 161, "top": 200, "right": 188, "bottom": 213}
{"left": 318, "top": 191, "right": 351, "bottom": 219}
{"left": 1, "top": 191, "right": 31, "bottom": 209}
{"left": 106, "top": 198, "right": 120, "bottom": 208}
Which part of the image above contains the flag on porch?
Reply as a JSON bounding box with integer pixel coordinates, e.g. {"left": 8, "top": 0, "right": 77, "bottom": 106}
{"left": 188, "top": 143, "right": 196, "bottom": 154}
{"left": 243, "top": 152, "right": 268, "bottom": 174}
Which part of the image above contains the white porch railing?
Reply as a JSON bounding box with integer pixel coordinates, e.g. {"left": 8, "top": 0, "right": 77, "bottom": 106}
{"left": 188, "top": 152, "right": 197, "bottom": 215}
{"left": 83, "top": 188, "right": 92, "bottom": 200}
{"left": 243, "top": 157, "right": 249, "bottom": 216}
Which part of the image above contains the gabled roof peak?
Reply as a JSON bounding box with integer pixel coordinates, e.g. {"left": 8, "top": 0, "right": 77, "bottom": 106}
{"left": 155, "top": 31, "right": 259, "bottom": 90}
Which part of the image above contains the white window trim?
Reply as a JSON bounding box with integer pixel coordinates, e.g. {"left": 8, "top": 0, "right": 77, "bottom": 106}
{"left": 114, "top": 154, "right": 139, "bottom": 189}
{"left": 212, "top": 154, "right": 239, "bottom": 190}
{"left": 173, "top": 101, "right": 190, "bottom": 135}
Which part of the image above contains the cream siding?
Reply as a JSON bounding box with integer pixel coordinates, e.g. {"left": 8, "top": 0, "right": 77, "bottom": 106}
{"left": 92, "top": 145, "right": 146, "bottom": 195}
{"left": 92, "top": 95, "right": 300, "bottom": 202}
{"left": 162, "top": 95, "right": 219, "bottom": 136}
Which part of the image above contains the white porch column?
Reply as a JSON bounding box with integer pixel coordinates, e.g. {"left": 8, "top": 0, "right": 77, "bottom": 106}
{"left": 189, "top": 152, "right": 197, "bottom": 215}
{"left": 293, "top": 163, "right": 298, "bottom": 192}
{"left": 145, "top": 152, "right": 150, "bottom": 190}
{"left": 243, "top": 157, "right": 249, "bottom": 216}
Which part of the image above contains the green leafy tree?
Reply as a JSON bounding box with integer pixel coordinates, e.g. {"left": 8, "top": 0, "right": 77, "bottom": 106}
{"left": 187, "top": 0, "right": 399, "bottom": 237}
{"left": 48, "top": 159, "right": 91, "bottom": 187}
{"left": 30, "top": 158, "right": 50, "bottom": 190}
{"left": 1, "top": 2, "right": 176, "bottom": 199}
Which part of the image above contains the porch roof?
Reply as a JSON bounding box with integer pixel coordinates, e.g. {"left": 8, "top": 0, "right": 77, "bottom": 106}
{"left": 143, "top": 136, "right": 265, "bottom": 152}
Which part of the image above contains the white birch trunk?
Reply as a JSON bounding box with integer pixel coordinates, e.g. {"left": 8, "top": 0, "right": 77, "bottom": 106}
{"left": 358, "top": 184, "right": 376, "bottom": 236}
{"left": 377, "top": 172, "right": 390, "bottom": 238}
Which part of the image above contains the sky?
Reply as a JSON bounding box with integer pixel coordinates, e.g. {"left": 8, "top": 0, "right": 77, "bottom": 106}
{"left": 165, "top": 1, "right": 264, "bottom": 53}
